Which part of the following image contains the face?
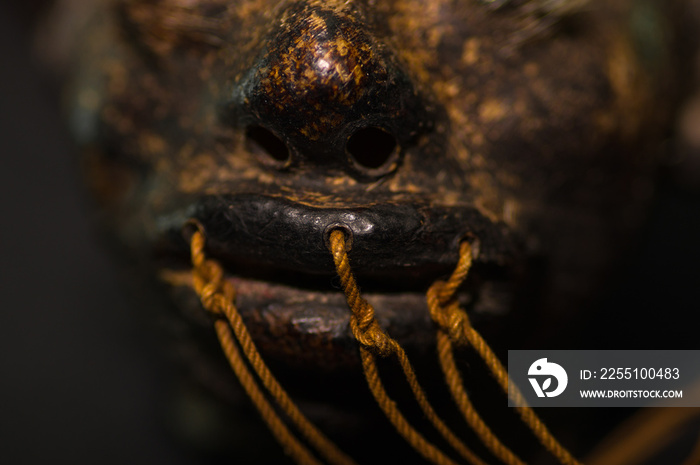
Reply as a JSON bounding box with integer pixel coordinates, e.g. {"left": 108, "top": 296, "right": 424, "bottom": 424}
{"left": 67, "top": 0, "right": 683, "bottom": 457}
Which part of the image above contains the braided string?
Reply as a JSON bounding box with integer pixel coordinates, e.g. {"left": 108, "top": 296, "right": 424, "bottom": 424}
{"left": 189, "top": 221, "right": 582, "bottom": 465}
{"left": 427, "top": 241, "right": 582, "bottom": 465}
{"left": 189, "top": 226, "right": 357, "bottom": 465}
{"left": 328, "top": 229, "right": 487, "bottom": 465}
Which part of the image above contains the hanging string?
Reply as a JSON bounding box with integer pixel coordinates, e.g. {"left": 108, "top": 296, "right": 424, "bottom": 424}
{"left": 427, "top": 241, "right": 582, "bottom": 465}
{"left": 188, "top": 220, "right": 582, "bottom": 465}
{"left": 436, "top": 330, "right": 525, "bottom": 465}
{"left": 189, "top": 225, "right": 357, "bottom": 465}
{"left": 328, "top": 229, "right": 487, "bottom": 465}
{"left": 213, "top": 319, "right": 322, "bottom": 465}
{"left": 427, "top": 241, "right": 524, "bottom": 465}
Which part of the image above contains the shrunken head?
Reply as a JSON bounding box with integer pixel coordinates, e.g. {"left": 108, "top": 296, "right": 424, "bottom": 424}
{"left": 68, "top": 0, "right": 683, "bottom": 370}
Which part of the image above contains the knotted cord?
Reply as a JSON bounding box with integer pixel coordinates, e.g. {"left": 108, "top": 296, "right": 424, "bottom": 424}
{"left": 328, "top": 229, "right": 487, "bottom": 465}
{"left": 185, "top": 219, "right": 700, "bottom": 465}
{"left": 426, "top": 242, "right": 582, "bottom": 465}
{"left": 188, "top": 222, "right": 586, "bottom": 465}
{"left": 189, "top": 225, "right": 357, "bottom": 465}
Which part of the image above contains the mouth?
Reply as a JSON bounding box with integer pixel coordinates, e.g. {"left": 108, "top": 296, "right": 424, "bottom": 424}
{"left": 156, "top": 193, "right": 521, "bottom": 369}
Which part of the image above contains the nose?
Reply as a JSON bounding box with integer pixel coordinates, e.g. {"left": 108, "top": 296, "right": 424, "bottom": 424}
{"left": 223, "top": 2, "right": 436, "bottom": 180}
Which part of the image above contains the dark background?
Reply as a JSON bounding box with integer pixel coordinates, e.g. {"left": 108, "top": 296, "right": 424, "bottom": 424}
{"left": 0, "top": 2, "right": 196, "bottom": 464}
{"left": 1, "top": 2, "right": 700, "bottom": 464}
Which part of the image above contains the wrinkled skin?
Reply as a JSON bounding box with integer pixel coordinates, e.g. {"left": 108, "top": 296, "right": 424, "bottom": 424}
{"left": 60, "top": 0, "right": 696, "bottom": 462}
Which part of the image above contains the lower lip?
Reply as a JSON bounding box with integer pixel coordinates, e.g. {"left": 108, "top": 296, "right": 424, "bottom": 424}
{"left": 159, "top": 268, "right": 439, "bottom": 369}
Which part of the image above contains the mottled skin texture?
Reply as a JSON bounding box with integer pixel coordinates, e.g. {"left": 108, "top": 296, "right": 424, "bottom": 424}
{"left": 64, "top": 0, "right": 694, "bottom": 461}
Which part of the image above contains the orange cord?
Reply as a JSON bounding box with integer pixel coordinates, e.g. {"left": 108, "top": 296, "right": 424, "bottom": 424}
{"left": 189, "top": 222, "right": 583, "bottom": 465}
{"left": 213, "top": 319, "right": 322, "bottom": 465}
{"left": 328, "top": 229, "right": 487, "bottom": 465}
{"left": 190, "top": 226, "right": 357, "bottom": 465}
{"left": 437, "top": 330, "right": 525, "bottom": 465}
{"left": 427, "top": 241, "right": 582, "bottom": 465}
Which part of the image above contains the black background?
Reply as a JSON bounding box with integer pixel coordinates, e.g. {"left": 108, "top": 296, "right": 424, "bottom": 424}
{"left": 1, "top": 2, "right": 699, "bottom": 464}
{"left": 0, "top": 3, "right": 196, "bottom": 464}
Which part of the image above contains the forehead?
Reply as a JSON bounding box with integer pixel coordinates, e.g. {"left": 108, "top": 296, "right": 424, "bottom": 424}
{"left": 119, "top": 0, "right": 643, "bottom": 100}
{"left": 119, "top": 0, "right": 653, "bottom": 112}
{"left": 119, "top": 0, "right": 631, "bottom": 48}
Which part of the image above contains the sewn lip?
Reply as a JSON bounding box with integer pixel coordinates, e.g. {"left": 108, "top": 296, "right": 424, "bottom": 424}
{"left": 158, "top": 265, "right": 472, "bottom": 369}
{"left": 163, "top": 193, "right": 520, "bottom": 278}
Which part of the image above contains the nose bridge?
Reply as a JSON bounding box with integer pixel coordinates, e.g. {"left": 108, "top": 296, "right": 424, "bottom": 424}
{"left": 254, "top": 7, "right": 380, "bottom": 143}
{"left": 226, "top": 1, "right": 434, "bottom": 178}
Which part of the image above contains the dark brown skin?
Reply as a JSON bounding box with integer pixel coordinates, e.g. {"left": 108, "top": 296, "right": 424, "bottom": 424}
{"left": 61, "top": 0, "right": 696, "bottom": 462}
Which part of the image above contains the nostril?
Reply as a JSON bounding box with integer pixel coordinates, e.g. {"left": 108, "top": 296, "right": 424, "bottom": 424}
{"left": 346, "top": 127, "right": 399, "bottom": 173}
{"left": 245, "top": 125, "right": 290, "bottom": 166}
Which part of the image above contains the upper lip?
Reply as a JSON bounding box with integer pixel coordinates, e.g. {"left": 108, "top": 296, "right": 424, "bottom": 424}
{"left": 155, "top": 193, "right": 520, "bottom": 364}
{"left": 165, "top": 193, "right": 520, "bottom": 279}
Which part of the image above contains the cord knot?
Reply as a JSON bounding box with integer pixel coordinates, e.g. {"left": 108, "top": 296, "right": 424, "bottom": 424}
{"left": 349, "top": 300, "right": 397, "bottom": 357}
{"left": 190, "top": 227, "right": 236, "bottom": 316}
{"left": 426, "top": 242, "right": 473, "bottom": 344}
{"left": 327, "top": 229, "right": 399, "bottom": 357}
{"left": 427, "top": 281, "right": 470, "bottom": 344}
